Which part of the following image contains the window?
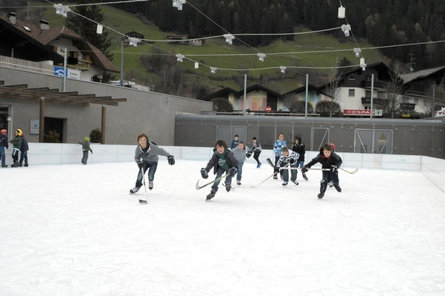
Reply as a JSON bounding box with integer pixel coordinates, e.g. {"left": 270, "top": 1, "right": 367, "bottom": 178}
{"left": 348, "top": 89, "right": 355, "bottom": 97}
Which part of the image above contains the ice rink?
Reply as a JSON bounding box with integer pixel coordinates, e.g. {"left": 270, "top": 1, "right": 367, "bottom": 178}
{"left": 1, "top": 159, "right": 445, "bottom": 296}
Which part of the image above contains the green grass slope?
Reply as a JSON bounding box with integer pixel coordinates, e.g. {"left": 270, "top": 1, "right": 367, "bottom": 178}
{"left": 40, "top": 3, "right": 385, "bottom": 96}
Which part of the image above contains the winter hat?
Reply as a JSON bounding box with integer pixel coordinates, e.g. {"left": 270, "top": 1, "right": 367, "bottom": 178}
{"left": 16, "top": 129, "right": 23, "bottom": 136}
{"left": 0, "top": 129, "right": 6, "bottom": 135}
{"left": 84, "top": 136, "right": 90, "bottom": 141}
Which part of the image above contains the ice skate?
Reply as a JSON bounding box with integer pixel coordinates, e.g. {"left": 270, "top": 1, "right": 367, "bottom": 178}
{"left": 130, "top": 186, "right": 141, "bottom": 194}
{"left": 149, "top": 180, "right": 153, "bottom": 190}
{"left": 302, "top": 173, "right": 308, "bottom": 181}
{"left": 334, "top": 185, "right": 342, "bottom": 192}
{"left": 318, "top": 192, "right": 324, "bottom": 199}
{"left": 282, "top": 181, "right": 288, "bottom": 186}
{"left": 206, "top": 189, "right": 216, "bottom": 201}
{"left": 291, "top": 180, "right": 299, "bottom": 186}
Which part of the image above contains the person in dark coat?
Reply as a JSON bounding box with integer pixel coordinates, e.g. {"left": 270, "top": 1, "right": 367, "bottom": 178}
{"left": 292, "top": 136, "right": 308, "bottom": 180}
{"left": 230, "top": 134, "right": 239, "bottom": 149}
{"left": 19, "top": 132, "right": 29, "bottom": 167}
{"left": 200, "top": 139, "right": 239, "bottom": 200}
{"left": 302, "top": 143, "right": 342, "bottom": 199}
{"left": 80, "top": 136, "right": 93, "bottom": 165}
{"left": 10, "top": 129, "right": 23, "bottom": 167}
{"left": 247, "top": 137, "right": 262, "bottom": 168}
{"left": 0, "top": 129, "right": 8, "bottom": 167}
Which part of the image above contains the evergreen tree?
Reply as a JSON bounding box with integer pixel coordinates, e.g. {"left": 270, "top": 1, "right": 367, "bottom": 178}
{"left": 65, "top": 0, "right": 112, "bottom": 60}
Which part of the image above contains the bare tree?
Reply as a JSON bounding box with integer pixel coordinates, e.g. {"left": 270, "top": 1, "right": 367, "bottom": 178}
{"left": 384, "top": 69, "right": 404, "bottom": 118}
{"left": 324, "top": 68, "right": 342, "bottom": 117}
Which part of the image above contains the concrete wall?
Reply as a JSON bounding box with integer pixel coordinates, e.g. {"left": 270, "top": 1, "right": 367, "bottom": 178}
{"left": 0, "top": 66, "right": 212, "bottom": 145}
{"left": 3, "top": 142, "right": 444, "bottom": 193}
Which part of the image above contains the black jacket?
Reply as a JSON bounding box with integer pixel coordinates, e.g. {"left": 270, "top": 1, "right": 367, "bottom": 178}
{"left": 20, "top": 136, "right": 29, "bottom": 152}
{"left": 292, "top": 143, "right": 305, "bottom": 162}
{"left": 205, "top": 150, "right": 239, "bottom": 174}
{"left": 306, "top": 151, "right": 342, "bottom": 170}
{"left": 0, "top": 134, "right": 8, "bottom": 149}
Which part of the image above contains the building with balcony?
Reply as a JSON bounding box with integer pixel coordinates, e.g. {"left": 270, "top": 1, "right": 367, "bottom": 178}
{"left": 0, "top": 13, "right": 118, "bottom": 82}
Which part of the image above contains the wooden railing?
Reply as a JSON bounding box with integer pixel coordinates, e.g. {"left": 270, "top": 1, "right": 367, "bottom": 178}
{"left": 0, "top": 55, "right": 53, "bottom": 75}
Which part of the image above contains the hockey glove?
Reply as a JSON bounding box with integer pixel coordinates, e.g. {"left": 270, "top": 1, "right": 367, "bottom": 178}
{"left": 229, "top": 167, "right": 237, "bottom": 177}
{"left": 246, "top": 152, "right": 252, "bottom": 158}
{"left": 200, "top": 168, "right": 209, "bottom": 179}
{"left": 301, "top": 166, "right": 309, "bottom": 174}
{"left": 167, "top": 155, "right": 175, "bottom": 165}
{"left": 331, "top": 165, "right": 338, "bottom": 172}
{"left": 289, "top": 158, "right": 295, "bottom": 164}
{"left": 137, "top": 162, "right": 144, "bottom": 169}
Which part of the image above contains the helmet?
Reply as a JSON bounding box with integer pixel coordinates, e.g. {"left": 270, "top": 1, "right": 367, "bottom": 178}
{"left": 16, "top": 129, "right": 23, "bottom": 136}
{"left": 0, "top": 129, "right": 6, "bottom": 135}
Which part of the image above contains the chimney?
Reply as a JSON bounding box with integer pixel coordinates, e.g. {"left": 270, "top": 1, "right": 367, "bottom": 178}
{"left": 7, "top": 12, "right": 16, "bottom": 25}
{"left": 40, "top": 19, "right": 50, "bottom": 31}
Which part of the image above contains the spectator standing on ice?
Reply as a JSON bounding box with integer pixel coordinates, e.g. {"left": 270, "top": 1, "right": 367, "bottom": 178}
{"left": 80, "top": 136, "right": 93, "bottom": 165}
{"left": 0, "top": 129, "right": 8, "bottom": 167}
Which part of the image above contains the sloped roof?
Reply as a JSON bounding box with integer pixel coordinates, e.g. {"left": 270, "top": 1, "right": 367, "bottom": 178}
{"left": 0, "top": 16, "right": 63, "bottom": 63}
{"left": 237, "top": 84, "right": 282, "bottom": 97}
{"left": 282, "top": 84, "right": 321, "bottom": 96}
{"left": 0, "top": 15, "right": 117, "bottom": 72}
{"left": 399, "top": 65, "right": 445, "bottom": 84}
{"left": 200, "top": 87, "right": 238, "bottom": 101}
{"left": 36, "top": 26, "right": 118, "bottom": 73}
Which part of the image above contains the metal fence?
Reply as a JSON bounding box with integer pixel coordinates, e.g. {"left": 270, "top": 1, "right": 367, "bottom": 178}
{"left": 175, "top": 114, "right": 445, "bottom": 159}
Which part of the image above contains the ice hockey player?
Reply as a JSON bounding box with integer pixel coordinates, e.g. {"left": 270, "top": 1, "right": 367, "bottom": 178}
{"left": 200, "top": 139, "right": 238, "bottom": 200}
{"left": 0, "top": 129, "right": 8, "bottom": 167}
{"left": 302, "top": 143, "right": 342, "bottom": 199}
{"left": 10, "top": 129, "right": 23, "bottom": 167}
{"left": 247, "top": 137, "right": 262, "bottom": 168}
{"left": 129, "top": 133, "right": 175, "bottom": 194}
{"left": 80, "top": 136, "right": 93, "bottom": 165}
{"left": 272, "top": 133, "right": 287, "bottom": 179}
{"left": 232, "top": 141, "right": 248, "bottom": 185}
{"left": 230, "top": 134, "right": 239, "bottom": 149}
{"left": 292, "top": 136, "right": 308, "bottom": 181}
{"left": 276, "top": 147, "right": 299, "bottom": 186}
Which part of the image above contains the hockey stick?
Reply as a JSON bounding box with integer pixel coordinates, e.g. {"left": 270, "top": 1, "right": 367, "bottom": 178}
{"left": 339, "top": 167, "right": 359, "bottom": 174}
{"left": 196, "top": 172, "right": 229, "bottom": 190}
{"left": 139, "top": 167, "right": 148, "bottom": 204}
{"left": 252, "top": 162, "right": 291, "bottom": 188}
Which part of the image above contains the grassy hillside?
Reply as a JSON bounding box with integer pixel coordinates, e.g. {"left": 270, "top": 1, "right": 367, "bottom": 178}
{"left": 40, "top": 3, "right": 385, "bottom": 96}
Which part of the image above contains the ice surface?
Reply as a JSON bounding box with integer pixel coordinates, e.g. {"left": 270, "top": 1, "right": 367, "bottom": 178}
{"left": 1, "top": 160, "right": 445, "bottom": 296}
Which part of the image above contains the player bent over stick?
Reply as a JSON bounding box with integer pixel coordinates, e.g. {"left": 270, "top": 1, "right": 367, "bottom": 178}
{"left": 302, "top": 143, "right": 342, "bottom": 199}
{"left": 200, "top": 140, "right": 238, "bottom": 201}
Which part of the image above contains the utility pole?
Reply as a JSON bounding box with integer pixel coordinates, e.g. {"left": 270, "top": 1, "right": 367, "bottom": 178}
{"left": 120, "top": 39, "right": 124, "bottom": 87}
{"left": 243, "top": 74, "right": 247, "bottom": 115}
{"left": 305, "top": 74, "right": 309, "bottom": 118}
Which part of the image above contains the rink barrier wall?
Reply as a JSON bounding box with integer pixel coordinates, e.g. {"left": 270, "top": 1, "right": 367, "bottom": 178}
{"left": 4, "top": 143, "right": 444, "bottom": 192}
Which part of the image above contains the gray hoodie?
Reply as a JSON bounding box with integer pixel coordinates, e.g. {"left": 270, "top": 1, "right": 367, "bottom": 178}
{"left": 232, "top": 146, "right": 248, "bottom": 163}
{"left": 134, "top": 141, "right": 170, "bottom": 163}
